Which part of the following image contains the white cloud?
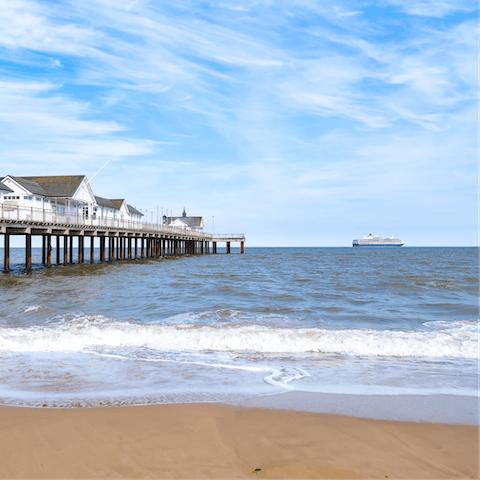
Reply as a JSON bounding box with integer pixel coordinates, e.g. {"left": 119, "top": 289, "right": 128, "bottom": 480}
{"left": 0, "top": 0, "right": 476, "bottom": 245}
{"left": 384, "top": 0, "right": 476, "bottom": 17}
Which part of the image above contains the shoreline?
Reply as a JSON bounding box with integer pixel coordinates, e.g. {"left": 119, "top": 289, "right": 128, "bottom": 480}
{"left": 2, "top": 390, "right": 477, "bottom": 426}
{"left": 1, "top": 403, "right": 477, "bottom": 479}
{"left": 231, "top": 390, "right": 480, "bottom": 426}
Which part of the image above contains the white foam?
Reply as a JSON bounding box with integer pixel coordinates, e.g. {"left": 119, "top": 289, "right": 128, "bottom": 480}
{"left": 83, "top": 350, "right": 310, "bottom": 391}
{"left": 24, "top": 306, "right": 41, "bottom": 313}
{"left": 0, "top": 316, "right": 477, "bottom": 359}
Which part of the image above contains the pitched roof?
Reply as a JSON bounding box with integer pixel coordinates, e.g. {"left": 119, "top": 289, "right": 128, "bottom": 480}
{"left": 14, "top": 175, "right": 86, "bottom": 197}
{"left": 127, "top": 204, "right": 143, "bottom": 216}
{"left": 95, "top": 196, "right": 117, "bottom": 209}
{"left": 0, "top": 179, "right": 14, "bottom": 193}
{"left": 167, "top": 216, "right": 203, "bottom": 228}
{"left": 109, "top": 199, "right": 125, "bottom": 210}
{"left": 9, "top": 176, "right": 47, "bottom": 195}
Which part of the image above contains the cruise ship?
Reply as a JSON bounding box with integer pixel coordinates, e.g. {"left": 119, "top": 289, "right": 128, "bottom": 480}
{"left": 353, "top": 234, "right": 404, "bottom": 247}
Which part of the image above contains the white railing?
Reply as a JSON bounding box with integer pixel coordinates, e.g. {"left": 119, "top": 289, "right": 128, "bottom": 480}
{"left": 0, "top": 204, "right": 213, "bottom": 239}
{"left": 212, "top": 234, "right": 246, "bottom": 240}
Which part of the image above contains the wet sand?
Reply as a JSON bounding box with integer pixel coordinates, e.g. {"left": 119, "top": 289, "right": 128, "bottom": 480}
{"left": 0, "top": 403, "right": 477, "bottom": 479}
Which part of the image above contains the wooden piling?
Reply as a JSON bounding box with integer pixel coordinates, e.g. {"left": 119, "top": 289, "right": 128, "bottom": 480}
{"left": 78, "top": 236, "right": 83, "bottom": 264}
{"left": 42, "top": 235, "right": 46, "bottom": 265}
{"left": 64, "top": 236, "right": 68, "bottom": 265}
{"left": 46, "top": 235, "right": 52, "bottom": 267}
{"left": 25, "top": 234, "right": 32, "bottom": 273}
{"left": 90, "top": 236, "right": 95, "bottom": 264}
{"left": 69, "top": 236, "right": 73, "bottom": 264}
{"left": 100, "top": 237, "right": 105, "bottom": 263}
{"left": 241, "top": 241, "right": 244, "bottom": 254}
{"left": 56, "top": 236, "right": 61, "bottom": 264}
{"left": 4, "top": 233, "right": 10, "bottom": 273}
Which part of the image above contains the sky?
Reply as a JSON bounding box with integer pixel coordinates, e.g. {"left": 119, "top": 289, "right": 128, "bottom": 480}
{"left": 0, "top": 0, "right": 477, "bottom": 246}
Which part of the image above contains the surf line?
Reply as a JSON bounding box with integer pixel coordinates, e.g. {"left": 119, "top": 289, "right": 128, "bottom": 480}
{"left": 82, "top": 350, "right": 310, "bottom": 390}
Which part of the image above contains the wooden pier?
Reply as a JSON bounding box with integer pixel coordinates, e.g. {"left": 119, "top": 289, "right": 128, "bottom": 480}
{"left": 1, "top": 211, "right": 245, "bottom": 273}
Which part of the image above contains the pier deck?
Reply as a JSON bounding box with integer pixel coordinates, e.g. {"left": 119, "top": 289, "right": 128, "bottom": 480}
{"left": 0, "top": 205, "right": 245, "bottom": 273}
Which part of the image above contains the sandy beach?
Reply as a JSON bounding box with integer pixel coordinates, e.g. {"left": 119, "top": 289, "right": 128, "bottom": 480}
{"left": 0, "top": 403, "right": 477, "bottom": 479}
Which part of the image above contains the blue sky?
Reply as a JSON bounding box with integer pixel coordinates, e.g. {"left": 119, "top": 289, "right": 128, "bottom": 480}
{"left": 0, "top": 0, "right": 477, "bottom": 246}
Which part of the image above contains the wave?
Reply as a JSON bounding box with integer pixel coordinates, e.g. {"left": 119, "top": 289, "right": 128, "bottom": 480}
{"left": 0, "top": 316, "right": 477, "bottom": 359}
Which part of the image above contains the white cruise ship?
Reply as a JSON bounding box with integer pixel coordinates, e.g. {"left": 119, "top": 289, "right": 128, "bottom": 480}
{"left": 353, "top": 234, "right": 404, "bottom": 247}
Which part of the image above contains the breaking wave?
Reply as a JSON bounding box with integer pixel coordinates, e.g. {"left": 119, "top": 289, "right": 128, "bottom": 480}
{"left": 0, "top": 316, "right": 477, "bottom": 359}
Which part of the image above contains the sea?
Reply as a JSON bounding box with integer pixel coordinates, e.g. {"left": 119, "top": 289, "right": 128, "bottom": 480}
{"left": 0, "top": 247, "right": 478, "bottom": 424}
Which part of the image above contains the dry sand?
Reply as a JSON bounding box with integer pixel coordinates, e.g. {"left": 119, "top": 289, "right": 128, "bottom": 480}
{"left": 0, "top": 403, "right": 477, "bottom": 479}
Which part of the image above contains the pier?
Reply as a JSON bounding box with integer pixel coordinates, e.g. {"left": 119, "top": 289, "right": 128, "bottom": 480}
{"left": 0, "top": 205, "right": 245, "bottom": 273}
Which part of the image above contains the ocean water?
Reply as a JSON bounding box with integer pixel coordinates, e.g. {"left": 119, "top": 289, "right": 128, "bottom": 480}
{"left": 0, "top": 247, "right": 478, "bottom": 421}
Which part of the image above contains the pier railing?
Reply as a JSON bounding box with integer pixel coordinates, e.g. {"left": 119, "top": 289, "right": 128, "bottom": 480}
{"left": 0, "top": 204, "right": 213, "bottom": 239}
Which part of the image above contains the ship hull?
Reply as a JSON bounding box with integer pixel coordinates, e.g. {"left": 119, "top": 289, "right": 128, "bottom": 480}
{"left": 353, "top": 244, "right": 403, "bottom": 247}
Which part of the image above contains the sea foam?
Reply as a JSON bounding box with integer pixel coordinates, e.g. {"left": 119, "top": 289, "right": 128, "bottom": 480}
{"left": 0, "top": 316, "right": 477, "bottom": 359}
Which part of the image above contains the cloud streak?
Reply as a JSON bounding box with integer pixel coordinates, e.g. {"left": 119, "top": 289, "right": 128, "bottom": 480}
{"left": 0, "top": 0, "right": 476, "bottom": 245}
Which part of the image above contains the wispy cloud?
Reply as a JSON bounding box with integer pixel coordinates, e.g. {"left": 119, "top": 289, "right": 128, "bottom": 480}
{"left": 0, "top": 0, "right": 476, "bottom": 245}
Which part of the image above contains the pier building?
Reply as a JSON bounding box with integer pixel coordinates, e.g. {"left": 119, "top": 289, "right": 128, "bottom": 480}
{"left": 166, "top": 208, "right": 204, "bottom": 232}
{"left": 0, "top": 175, "right": 245, "bottom": 273}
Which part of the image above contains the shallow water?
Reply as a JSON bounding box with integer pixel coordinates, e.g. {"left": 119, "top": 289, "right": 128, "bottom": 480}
{"left": 0, "top": 247, "right": 478, "bottom": 419}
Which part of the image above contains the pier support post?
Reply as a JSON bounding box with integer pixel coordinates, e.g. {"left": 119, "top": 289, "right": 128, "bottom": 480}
{"left": 134, "top": 238, "right": 138, "bottom": 259}
{"left": 42, "top": 235, "right": 46, "bottom": 265}
{"left": 78, "top": 236, "right": 84, "bottom": 264}
{"left": 56, "top": 236, "right": 60, "bottom": 264}
{"left": 226, "top": 241, "right": 231, "bottom": 254}
{"left": 128, "top": 237, "right": 132, "bottom": 260}
{"left": 205, "top": 241, "right": 209, "bottom": 254}
{"left": 4, "top": 233, "right": 10, "bottom": 273}
{"left": 241, "top": 241, "right": 244, "bottom": 254}
{"left": 119, "top": 237, "right": 123, "bottom": 260}
{"left": 90, "top": 236, "right": 95, "bottom": 264}
{"left": 162, "top": 239, "right": 166, "bottom": 257}
{"left": 46, "top": 235, "right": 52, "bottom": 267}
{"left": 141, "top": 238, "right": 145, "bottom": 258}
{"left": 69, "top": 236, "right": 73, "bottom": 264}
{"left": 100, "top": 237, "right": 105, "bottom": 263}
{"left": 25, "top": 234, "right": 32, "bottom": 273}
{"left": 213, "top": 241, "right": 217, "bottom": 254}
{"left": 64, "top": 236, "right": 68, "bottom": 265}
{"left": 108, "top": 237, "right": 113, "bottom": 262}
